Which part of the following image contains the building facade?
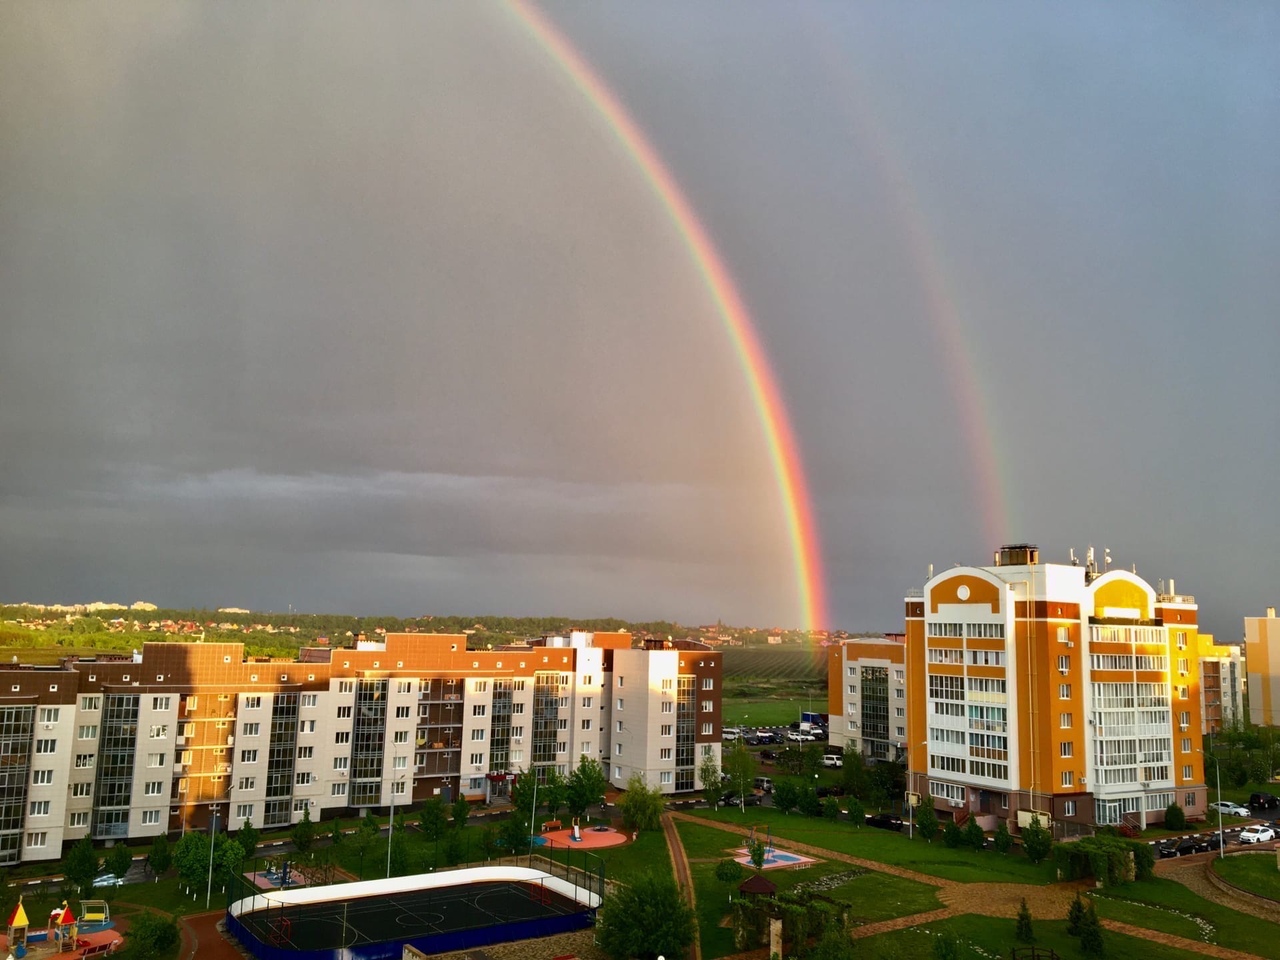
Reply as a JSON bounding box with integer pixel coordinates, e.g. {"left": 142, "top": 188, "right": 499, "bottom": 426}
{"left": 1244, "top": 608, "right": 1279, "bottom": 727}
{"left": 1196, "top": 633, "right": 1244, "bottom": 735}
{"left": 906, "top": 544, "right": 1208, "bottom": 834}
{"left": 826, "top": 637, "right": 907, "bottom": 761}
{"left": 0, "top": 630, "right": 720, "bottom": 865}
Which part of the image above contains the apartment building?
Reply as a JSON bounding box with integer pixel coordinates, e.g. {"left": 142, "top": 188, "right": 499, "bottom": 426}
{"left": 826, "top": 636, "right": 907, "bottom": 761}
{"left": 1195, "top": 634, "right": 1244, "bottom": 735}
{"left": 906, "top": 544, "right": 1208, "bottom": 834}
{"left": 1244, "top": 608, "right": 1279, "bottom": 727}
{"left": 0, "top": 630, "right": 720, "bottom": 865}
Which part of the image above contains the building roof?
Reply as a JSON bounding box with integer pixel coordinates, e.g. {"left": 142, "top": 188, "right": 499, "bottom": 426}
{"left": 738, "top": 873, "right": 777, "bottom": 895}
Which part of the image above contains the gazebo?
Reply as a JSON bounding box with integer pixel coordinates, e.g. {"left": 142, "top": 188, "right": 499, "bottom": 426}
{"left": 738, "top": 873, "right": 777, "bottom": 900}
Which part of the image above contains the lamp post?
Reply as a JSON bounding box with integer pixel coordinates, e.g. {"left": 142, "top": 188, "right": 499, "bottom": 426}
{"left": 1200, "top": 749, "right": 1225, "bottom": 859}
{"left": 386, "top": 770, "right": 396, "bottom": 878}
{"left": 205, "top": 807, "right": 219, "bottom": 910}
{"left": 529, "top": 768, "right": 539, "bottom": 857}
{"left": 908, "top": 741, "right": 928, "bottom": 839}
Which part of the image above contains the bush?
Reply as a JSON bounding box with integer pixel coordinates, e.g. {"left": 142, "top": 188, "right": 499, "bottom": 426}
{"left": 963, "top": 816, "right": 985, "bottom": 849}
{"left": 128, "top": 912, "right": 180, "bottom": 960}
{"left": 1052, "top": 834, "right": 1148, "bottom": 887}
{"left": 914, "top": 795, "right": 938, "bottom": 842}
{"left": 942, "top": 820, "right": 964, "bottom": 848}
{"left": 1015, "top": 898, "right": 1034, "bottom": 943}
{"left": 846, "top": 797, "right": 865, "bottom": 826}
{"left": 797, "top": 785, "right": 823, "bottom": 818}
{"left": 993, "top": 820, "right": 1012, "bottom": 854}
{"left": 1164, "top": 802, "right": 1187, "bottom": 831}
{"left": 773, "top": 779, "right": 799, "bottom": 815}
{"left": 1021, "top": 815, "right": 1052, "bottom": 864}
{"left": 1067, "top": 892, "right": 1085, "bottom": 936}
{"left": 822, "top": 796, "right": 841, "bottom": 821}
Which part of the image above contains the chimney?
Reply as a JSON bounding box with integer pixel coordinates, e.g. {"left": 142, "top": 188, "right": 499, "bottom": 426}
{"left": 1269, "top": 607, "right": 1277, "bottom": 619}
{"left": 1168, "top": 579, "right": 1175, "bottom": 596}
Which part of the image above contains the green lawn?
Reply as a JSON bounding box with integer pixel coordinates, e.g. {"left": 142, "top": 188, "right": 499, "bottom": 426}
{"left": 1212, "top": 852, "right": 1280, "bottom": 902}
{"left": 676, "top": 820, "right": 941, "bottom": 959}
{"left": 682, "top": 806, "right": 1058, "bottom": 885}
{"left": 857, "top": 914, "right": 1208, "bottom": 960}
{"left": 721, "top": 698, "right": 809, "bottom": 728}
{"left": 1092, "top": 877, "right": 1280, "bottom": 956}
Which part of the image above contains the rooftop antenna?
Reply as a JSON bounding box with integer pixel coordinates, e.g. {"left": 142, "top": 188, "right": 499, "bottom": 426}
{"left": 928, "top": 563, "right": 934, "bottom": 581}
{"left": 1070, "top": 548, "right": 1078, "bottom": 567}
{"left": 1104, "top": 548, "right": 1112, "bottom": 571}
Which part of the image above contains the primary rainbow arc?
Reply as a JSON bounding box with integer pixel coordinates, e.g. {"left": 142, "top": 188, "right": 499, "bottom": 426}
{"left": 507, "top": 1, "right": 829, "bottom": 631}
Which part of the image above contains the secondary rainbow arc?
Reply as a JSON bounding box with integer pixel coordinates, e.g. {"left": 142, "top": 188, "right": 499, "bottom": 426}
{"left": 507, "top": 1, "right": 829, "bottom": 631}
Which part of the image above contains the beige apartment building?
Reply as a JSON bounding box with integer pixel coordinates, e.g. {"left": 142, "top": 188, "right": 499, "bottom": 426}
{"left": 826, "top": 636, "right": 907, "bottom": 762}
{"left": 1244, "top": 608, "right": 1280, "bottom": 727}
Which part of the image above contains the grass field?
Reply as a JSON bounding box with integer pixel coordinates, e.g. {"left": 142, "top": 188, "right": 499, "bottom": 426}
{"left": 1211, "top": 852, "right": 1280, "bottom": 902}
{"left": 721, "top": 648, "right": 827, "bottom": 681}
{"left": 1092, "top": 877, "right": 1280, "bottom": 956}
{"left": 721, "top": 698, "right": 811, "bottom": 728}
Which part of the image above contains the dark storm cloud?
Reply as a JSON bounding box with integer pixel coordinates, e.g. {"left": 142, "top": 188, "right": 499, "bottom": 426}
{"left": 2, "top": 2, "right": 1278, "bottom": 632}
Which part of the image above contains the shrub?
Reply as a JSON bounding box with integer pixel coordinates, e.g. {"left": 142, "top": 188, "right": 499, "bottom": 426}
{"left": 1079, "top": 901, "right": 1106, "bottom": 957}
{"left": 846, "top": 797, "right": 865, "bottom": 826}
{"left": 1067, "top": 892, "right": 1085, "bottom": 936}
{"left": 914, "top": 795, "right": 938, "bottom": 842}
{"left": 1164, "top": 802, "right": 1187, "bottom": 831}
{"left": 1015, "top": 898, "right": 1034, "bottom": 943}
{"left": 798, "top": 786, "right": 823, "bottom": 818}
{"left": 963, "top": 816, "right": 985, "bottom": 849}
{"left": 993, "top": 820, "right": 1012, "bottom": 854}
{"left": 1021, "top": 815, "right": 1052, "bottom": 864}
{"left": 942, "top": 820, "right": 964, "bottom": 848}
{"left": 1052, "top": 834, "right": 1146, "bottom": 887}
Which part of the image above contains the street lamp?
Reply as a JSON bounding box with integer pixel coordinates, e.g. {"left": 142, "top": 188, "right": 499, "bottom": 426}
{"left": 387, "top": 756, "right": 402, "bottom": 878}
{"left": 1199, "top": 749, "right": 1225, "bottom": 859}
{"left": 205, "top": 806, "right": 219, "bottom": 910}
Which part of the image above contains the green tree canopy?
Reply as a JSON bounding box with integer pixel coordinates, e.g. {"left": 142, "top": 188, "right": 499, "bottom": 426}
{"left": 420, "top": 798, "right": 449, "bottom": 841}
{"left": 619, "top": 773, "right": 664, "bottom": 833}
{"left": 773, "top": 779, "right": 799, "bottom": 815}
{"left": 597, "top": 872, "right": 695, "bottom": 960}
{"left": 237, "top": 819, "right": 261, "bottom": 857}
{"left": 567, "top": 756, "right": 609, "bottom": 818}
{"left": 723, "top": 743, "right": 759, "bottom": 807}
{"left": 1021, "top": 814, "right": 1053, "bottom": 864}
{"left": 291, "top": 805, "right": 317, "bottom": 854}
{"left": 64, "top": 837, "right": 99, "bottom": 898}
{"left": 914, "top": 795, "right": 938, "bottom": 842}
{"left": 107, "top": 842, "right": 133, "bottom": 880}
{"left": 698, "top": 752, "right": 723, "bottom": 808}
{"left": 541, "top": 768, "right": 568, "bottom": 821}
{"left": 451, "top": 795, "right": 471, "bottom": 831}
{"left": 148, "top": 834, "right": 172, "bottom": 876}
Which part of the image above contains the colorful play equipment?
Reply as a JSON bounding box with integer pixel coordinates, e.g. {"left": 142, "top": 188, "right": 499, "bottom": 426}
{"left": 6, "top": 895, "right": 29, "bottom": 958}
{"left": 50, "top": 903, "right": 78, "bottom": 953}
{"left": 78, "top": 901, "right": 109, "bottom": 931}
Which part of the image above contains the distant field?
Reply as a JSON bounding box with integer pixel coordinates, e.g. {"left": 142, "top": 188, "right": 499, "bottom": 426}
{"left": 721, "top": 648, "right": 826, "bottom": 680}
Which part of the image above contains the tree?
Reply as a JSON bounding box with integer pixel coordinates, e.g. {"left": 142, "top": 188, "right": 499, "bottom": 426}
{"left": 619, "top": 773, "right": 664, "bottom": 833}
{"left": 291, "top": 805, "right": 316, "bottom": 855}
{"left": 329, "top": 817, "right": 344, "bottom": 848}
{"left": 597, "top": 871, "right": 695, "bottom": 960}
{"left": 773, "top": 779, "right": 799, "bottom": 815}
{"left": 64, "top": 837, "right": 99, "bottom": 897}
{"left": 822, "top": 796, "right": 841, "bottom": 821}
{"left": 451, "top": 795, "right": 471, "bottom": 831}
{"left": 127, "top": 911, "right": 180, "bottom": 960}
{"left": 349, "top": 820, "right": 378, "bottom": 880}
{"left": 699, "top": 752, "right": 723, "bottom": 807}
{"left": 747, "top": 837, "right": 767, "bottom": 872}
{"left": 148, "top": 834, "right": 172, "bottom": 876}
{"left": 107, "top": 842, "right": 133, "bottom": 880}
{"left": 846, "top": 797, "right": 865, "bottom": 827}
{"left": 1078, "top": 901, "right": 1106, "bottom": 957}
{"left": 1067, "top": 892, "right": 1085, "bottom": 936}
{"left": 420, "top": 798, "right": 449, "bottom": 841}
{"left": 174, "top": 831, "right": 209, "bottom": 892}
{"left": 541, "top": 768, "right": 569, "bottom": 821}
{"left": 798, "top": 784, "right": 823, "bottom": 818}
{"left": 567, "top": 756, "right": 609, "bottom": 818}
{"left": 389, "top": 828, "right": 410, "bottom": 875}
{"left": 840, "top": 748, "right": 870, "bottom": 800}
{"left": 915, "top": 795, "right": 938, "bottom": 842}
{"left": 1015, "top": 898, "right": 1035, "bottom": 943}
{"left": 942, "top": 820, "right": 963, "bottom": 848}
{"left": 1164, "top": 802, "right": 1186, "bottom": 831}
{"left": 715, "top": 858, "right": 744, "bottom": 886}
{"left": 215, "top": 834, "right": 247, "bottom": 890}
{"left": 994, "top": 820, "right": 1012, "bottom": 855}
{"left": 963, "top": 816, "right": 985, "bottom": 850}
{"left": 237, "top": 819, "right": 261, "bottom": 858}
{"left": 1021, "top": 815, "right": 1053, "bottom": 864}
{"left": 723, "top": 743, "right": 758, "bottom": 807}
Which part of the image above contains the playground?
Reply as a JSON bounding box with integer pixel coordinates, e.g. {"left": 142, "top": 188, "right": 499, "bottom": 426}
{"left": 731, "top": 825, "right": 820, "bottom": 870}
{"left": 536, "top": 819, "right": 628, "bottom": 850}
{"left": 2, "top": 898, "right": 122, "bottom": 960}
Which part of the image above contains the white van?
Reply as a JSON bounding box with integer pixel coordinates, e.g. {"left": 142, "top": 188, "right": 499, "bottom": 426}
{"left": 754, "top": 776, "right": 774, "bottom": 794}
{"left": 822, "top": 754, "right": 844, "bottom": 768}
{"left": 722, "top": 727, "right": 741, "bottom": 741}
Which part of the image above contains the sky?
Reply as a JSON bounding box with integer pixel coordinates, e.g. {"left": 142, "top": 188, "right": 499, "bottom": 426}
{"left": 1, "top": 2, "right": 1277, "bottom": 637}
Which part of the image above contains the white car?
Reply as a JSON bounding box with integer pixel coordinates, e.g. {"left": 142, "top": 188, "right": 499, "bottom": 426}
{"left": 1209, "top": 801, "right": 1252, "bottom": 818}
{"left": 1239, "top": 825, "right": 1276, "bottom": 844}
{"left": 92, "top": 874, "right": 125, "bottom": 888}
{"left": 785, "top": 730, "right": 815, "bottom": 742}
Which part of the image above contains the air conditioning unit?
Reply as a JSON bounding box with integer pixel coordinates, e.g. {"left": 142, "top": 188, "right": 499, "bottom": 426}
{"left": 1066, "top": 641, "right": 1075, "bottom": 648}
{"left": 1179, "top": 723, "right": 1189, "bottom": 731}
{"left": 43, "top": 724, "right": 55, "bottom": 730}
{"left": 949, "top": 799, "right": 963, "bottom": 808}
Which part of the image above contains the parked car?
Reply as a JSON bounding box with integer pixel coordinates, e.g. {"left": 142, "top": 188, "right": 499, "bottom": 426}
{"left": 92, "top": 874, "right": 125, "bottom": 888}
{"left": 815, "top": 785, "right": 845, "bottom": 799}
{"left": 754, "top": 776, "right": 774, "bottom": 794}
{"left": 865, "top": 813, "right": 904, "bottom": 831}
{"left": 755, "top": 731, "right": 779, "bottom": 745}
{"left": 720, "top": 791, "right": 762, "bottom": 807}
{"left": 1209, "top": 800, "right": 1252, "bottom": 817}
{"left": 1158, "top": 836, "right": 1211, "bottom": 858}
{"left": 1249, "top": 792, "right": 1279, "bottom": 809}
{"left": 722, "top": 727, "right": 742, "bottom": 741}
{"left": 1239, "top": 825, "right": 1276, "bottom": 844}
{"left": 786, "top": 731, "right": 816, "bottom": 742}
{"left": 822, "top": 753, "right": 843, "bottom": 768}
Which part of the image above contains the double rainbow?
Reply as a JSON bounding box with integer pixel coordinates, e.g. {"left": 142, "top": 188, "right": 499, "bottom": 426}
{"left": 507, "top": 1, "right": 829, "bottom": 631}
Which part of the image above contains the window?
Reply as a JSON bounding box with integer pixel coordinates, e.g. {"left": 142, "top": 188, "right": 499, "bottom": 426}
{"left": 702, "top": 677, "right": 714, "bottom": 690}
{"left": 617, "top": 699, "right": 624, "bottom": 711}
{"left": 895, "top": 726, "right": 906, "bottom": 737}
{"left": 1057, "top": 655, "right": 1070, "bottom": 672}
{"left": 1059, "top": 684, "right": 1071, "bottom": 699}
{"left": 614, "top": 743, "right": 622, "bottom": 756}
{"left": 393, "top": 780, "right": 407, "bottom": 795}
{"left": 153, "top": 696, "right": 172, "bottom": 711}
{"left": 297, "top": 746, "right": 313, "bottom": 760}
{"left": 335, "top": 731, "right": 351, "bottom": 744}
{"left": 1064, "top": 800, "right": 1077, "bottom": 817}
{"left": 617, "top": 676, "right": 624, "bottom": 688}
{"left": 1184, "top": 792, "right": 1196, "bottom": 807}
{"left": 1060, "top": 742, "right": 1074, "bottom": 758}
{"left": 582, "top": 697, "right": 592, "bottom": 708}
{"left": 69, "top": 812, "right": 89, "bottom": 827}
{"left": 1182, "top": 765, "right": 1192, "bottom": 780}
{"left": 472, "top": 705, "right": 487, "bottom": 717}
{"left": 473, "top": 680, "right": 488, "bottom": 693}
{"left": 660, "top": 748, "right": 672, "bottom": 760}
{"left": 512, "top": 703, "right": 525, "bottom": 714}
{"left": 395, "top": 705, "right": 410, "bottom": 719}
{"left": 581, "top": 719, "right": 592, "bottom": 730}
{"left": 701, "top": 700, "right": 714, "bottom": 712}
{"left": 142, "top": 809, "right": 161, "bottom": 825}
{"left": 338, "top": 681, "right": 354, "bottom": 694}
{"left": 299, "top": 720, "right": 315, "bottom": 733}
{"left": 1181, "top": 738, "right": 1192, "bottom": 753}
{"left": 895, "top": 688, "right": 905, "bottom": 699}
{"left": 144, "top": 781, "right": 163, "bottom": 796}
{"left": 470, "top": 729, "right": 485, "bottom": 741}
{"left": 660, "top": 771, "right": 673, "bottom": 784}
{"left": 38, "top": 708, "right": 59, "bottom": 724}
{"left": 581, "top": 742, "right": 592, "bottom": 755}
{"left": 614, "top": 766, "right": 622, "bottom": 779}
{"left": 1179, "top": 711, "right": 1190, "bottom": 728}
{"left": 32, "top": 770, "right": 53, "bottom": 785}
{"left": 511, "top": 725, "right": 523, "bottom": 738}
{"left": 235, "top": 804, "right": 254, "bottom": 820}
{"left": 661, "top": 678, "right": 673, "bottom": 691}
{"left": 701, "top": 723, "right": 713, "bottom": 735}
{"left": 242, "top": 723, "right": 260, "bottom": 737}
{"left": 333, "top": 757, "right": 348, "bottom": 771}
{"left": 149, "top": 725, "right": 168, "bottom": 739}
{"left": 75, "top": 754, "right": 94, "bottom": 769}
{"left": 244, "top": 696, "right": 261, "bottom": 709}
{"left": 238, "top": 777, "right": 255, "bottom": 790}
{"left": 295, "top": 772, "right": 312, "bottom": 786}
{"left": 78, "top": 725, "right": 98, "bottom": 740}
{"left": 895, "top": 707, "right": 905, "bottom": 718}
{"left": 72, "top": 782, "right": 92, "bottom": 797}
{"left": 332, "top": 782, "right": 348, "bottom": 797}
{"left": 29, "top": 801, "right": 50, "bottom": 816}
{"left": 397, "top": 680, "right": 412, "bottom": 694}
{"left": 556, "top": 718, "right": 568, "bottom": 730}
{"left": 1177, "top": 658, "right": 1189, "bottom": 675}
{"left": 616, "top": 721, "right": 623, "bottom": 733}
{"left": 80, "top": 696, "right": 101, "bottom": 711}
{"left": 661, "top": 724, "right": 672, "bottom": 737}
{"left": 581, "top": 675, "right": 593, "bottom": 686}
{"left": 35, "top": 739, "right": 56, "bottom": 754}
{"left": 26, "top": 833, "right": 46, "bottom": 848}
{"left": 336, "top": 706, "right": 352, "bottom": 719}
{"left": 661, "top": 702, "right": 673, "bottom": 714}
{"left": 393, "top": 730, "right": 408, "bottom": 744}
{"left": 240, "top": 750, "right": 258, "bottom": 763}
{"left": 1061, "top": 771, "right": 1073, "bottom": 787}
{"left": 301, "top": 694, "right": 317, "bottom": 707}
{"left": 470, "top": 752, "right": 484, "bottom": 765}
{"left": 147, "top": 752, "right": 166, "bottom": 767}
{"left": 1059, "top": 713, "right": 1073, "bottom": 729}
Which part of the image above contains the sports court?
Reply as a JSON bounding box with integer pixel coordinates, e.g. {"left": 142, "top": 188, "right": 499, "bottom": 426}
{"left": 227, "top": 864, "right": 602, "bottom": 960}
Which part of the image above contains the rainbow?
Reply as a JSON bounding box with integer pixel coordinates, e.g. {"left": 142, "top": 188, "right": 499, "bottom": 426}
{"left": 506, "top": 1, "right": 829, "bottom": 631}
